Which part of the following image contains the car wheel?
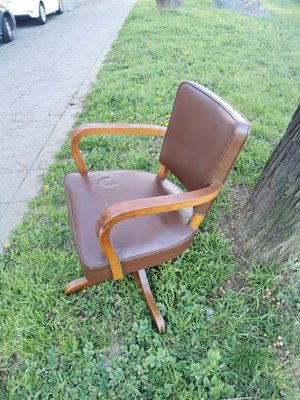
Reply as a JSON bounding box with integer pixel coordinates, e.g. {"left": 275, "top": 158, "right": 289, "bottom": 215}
{"left": 2, "top": 15, "right": 13, "bottom": 43}
{"left": 56, "top": 0, "right": 64, "bottom": 15}
{"left": 36, "top": 2, "right": 47, "bottom": 25}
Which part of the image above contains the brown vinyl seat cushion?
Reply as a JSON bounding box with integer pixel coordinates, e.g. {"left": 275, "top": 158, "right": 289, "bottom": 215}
{"left": 64, "top": 170, "right": 195, "bottom": 282}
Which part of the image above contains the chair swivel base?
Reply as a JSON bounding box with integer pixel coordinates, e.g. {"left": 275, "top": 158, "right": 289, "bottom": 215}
{"left": 64, "top": 269, "right": 166, "bottom": 334}
{"left": 64, "top": 276, "right": 100, "bottom": 295}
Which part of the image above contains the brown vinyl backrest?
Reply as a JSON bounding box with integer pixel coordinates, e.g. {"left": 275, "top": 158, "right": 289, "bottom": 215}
{"left": 159, "top": 81, "right": 249, "bottom": 209}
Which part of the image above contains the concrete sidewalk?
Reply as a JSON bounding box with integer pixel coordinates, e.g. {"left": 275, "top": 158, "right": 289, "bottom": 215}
{"left": 0, "top": 0, "right": 136, "bottom": 249}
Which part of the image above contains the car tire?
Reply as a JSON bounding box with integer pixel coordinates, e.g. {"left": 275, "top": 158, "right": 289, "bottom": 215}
{"left": 36, "top": 2, "right": 47, "bottom": 25}
{"left": 56, "top": 0, "right": 64, "bottom": 15}
{"left": 2, "top": 15, "right": 13, "bottom": 43}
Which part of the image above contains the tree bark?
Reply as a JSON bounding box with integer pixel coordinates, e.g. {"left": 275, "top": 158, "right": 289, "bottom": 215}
{"left": 156, "top": 0, "right": 183, "bottom": 11}
{"left": 236, "top": 104, "right": 300, "bottom": 265}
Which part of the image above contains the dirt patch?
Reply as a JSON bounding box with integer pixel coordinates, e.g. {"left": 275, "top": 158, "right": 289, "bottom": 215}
{"left": 213, "top": 0, "right": 268, "bottom": 17}
{"left": 220, "top": 274, "right": 247, "bottom": 293}
{"left": 0, "top": 353, "right": 19, "bottom": 392}
{"left": 102, "top": 342, "right": 123, "bottom": 369}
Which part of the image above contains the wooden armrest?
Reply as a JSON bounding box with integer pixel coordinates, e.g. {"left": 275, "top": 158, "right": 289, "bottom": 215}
{"left": 96, "top": 182, "right": 222, "bottom": 280}
{"left": 71, "top": 123, "right": 167, "bottom": 173}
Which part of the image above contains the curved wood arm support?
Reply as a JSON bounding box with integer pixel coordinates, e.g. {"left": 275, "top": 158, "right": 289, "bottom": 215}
{"left": 96, "top": 182, "right": 222, "bottom": 280}
{"left": 71, "top": 123, "right": 167, "bottom": 173}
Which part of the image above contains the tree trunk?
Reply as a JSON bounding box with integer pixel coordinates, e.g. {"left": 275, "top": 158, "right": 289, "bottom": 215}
{"left": 236, "top": 104, "right": 300, "bottom": 265}
{"left": 156, "top": 0, "right": 183, "bottom": 11}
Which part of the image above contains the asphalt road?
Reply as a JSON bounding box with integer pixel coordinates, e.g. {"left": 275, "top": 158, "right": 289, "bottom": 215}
{"left": 0, "top": 0, "right": 136, "bottom": 248}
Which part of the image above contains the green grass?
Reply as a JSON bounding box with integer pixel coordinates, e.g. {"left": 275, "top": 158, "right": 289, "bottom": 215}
{"left": 1, "top": 0, "right": 300, "bottom": 398}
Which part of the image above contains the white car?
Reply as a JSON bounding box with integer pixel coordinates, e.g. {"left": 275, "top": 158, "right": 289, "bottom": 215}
{"left": 5, "top": 0, "right": 63, "bottom": 25}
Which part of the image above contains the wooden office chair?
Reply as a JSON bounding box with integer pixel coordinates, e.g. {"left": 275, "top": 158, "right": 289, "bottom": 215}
{"left": 64, "top": 81, "right": 250, "bottom": 333}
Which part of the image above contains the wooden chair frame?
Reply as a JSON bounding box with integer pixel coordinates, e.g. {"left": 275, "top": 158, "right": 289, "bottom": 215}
{"left": 65, "top": 123, "right": 222, "bottom": 333}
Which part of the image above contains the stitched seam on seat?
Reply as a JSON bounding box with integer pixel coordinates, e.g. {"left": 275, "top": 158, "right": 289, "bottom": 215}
{"left": 121, "top": 231, "right": 195, "bottom": 263}
{"left": 86, "top": 230, "right": 196, "bottom": 270}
